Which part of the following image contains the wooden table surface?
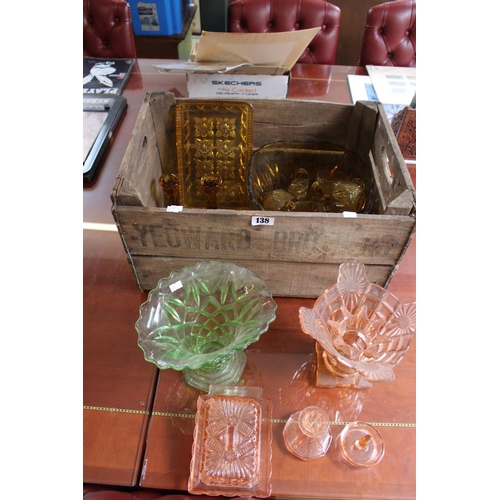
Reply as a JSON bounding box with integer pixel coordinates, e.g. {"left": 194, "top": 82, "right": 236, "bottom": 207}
{"left": 83, "top": 59, "right": 416, "bottom": 497}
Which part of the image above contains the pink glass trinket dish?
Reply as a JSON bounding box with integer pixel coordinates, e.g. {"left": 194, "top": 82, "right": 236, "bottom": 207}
{"left": 188, "top": 385, "right": 272, "bottom": 498}
{"left": 283, "top": 406, "right": 332, "bottom": 460}
{"left": 298, "top": 262, "right": 416, "bottom": 389}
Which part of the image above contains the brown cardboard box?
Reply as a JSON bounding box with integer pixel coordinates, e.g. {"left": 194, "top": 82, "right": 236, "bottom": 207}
{"left": 156, "top": 29, "right": 321, "bottom": 99}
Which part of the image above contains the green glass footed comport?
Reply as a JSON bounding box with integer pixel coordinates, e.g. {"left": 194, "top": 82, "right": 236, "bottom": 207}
{"left": 135, "top": 260, "right": 277, "bottom": 391}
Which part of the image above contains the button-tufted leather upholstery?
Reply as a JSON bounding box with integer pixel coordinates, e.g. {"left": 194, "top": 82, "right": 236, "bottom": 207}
{"left": 359, "top": 0, "right": 416, "bottom": 67}
{"left": 228, "top": 0, "right": 341, "bottom": 65}
{"left": 83, "top": 0, "right": 137, "bottom": 59}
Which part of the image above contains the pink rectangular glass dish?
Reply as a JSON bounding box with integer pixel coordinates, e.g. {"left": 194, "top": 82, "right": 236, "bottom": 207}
{"left": 188, "top": 385, "right": 272, "bottom": 497}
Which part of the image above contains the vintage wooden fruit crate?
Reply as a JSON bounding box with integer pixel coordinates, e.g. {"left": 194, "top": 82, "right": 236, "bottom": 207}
{"left": 111, "top": 91, "right": 416, "bottom": 298}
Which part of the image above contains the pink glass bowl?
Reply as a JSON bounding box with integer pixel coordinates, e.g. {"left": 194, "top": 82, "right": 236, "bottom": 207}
{"left": 298, "top": 262, "right": 416, "bottom": 389}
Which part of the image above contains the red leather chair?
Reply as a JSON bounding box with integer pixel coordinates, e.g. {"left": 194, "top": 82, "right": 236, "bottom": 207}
{"left": 228, "top": 0, "right": 341, "bottom": 65}
{"left": 359, "top": 0, "right": 416, "bottom": 67}
{"left": 83, "top": 0, "right": 137, "bottom": 58}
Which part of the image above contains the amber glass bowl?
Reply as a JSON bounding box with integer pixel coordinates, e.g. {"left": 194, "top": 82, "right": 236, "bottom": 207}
{"left": 248, "top": 141, "right": 374, "bottom": 213}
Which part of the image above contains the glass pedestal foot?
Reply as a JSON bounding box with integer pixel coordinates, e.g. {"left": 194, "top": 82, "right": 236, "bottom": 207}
{"left": 183, "top": 350, "right": 247, "bottom": 392}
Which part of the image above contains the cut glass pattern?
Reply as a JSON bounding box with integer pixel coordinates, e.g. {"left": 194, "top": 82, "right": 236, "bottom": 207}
{"left": 135, "top": 260, "right": 277, "bottom": 391}
{"left": 189, "top": 385, "right": 272, "bottom": 498}
{"left": 200, "top": 395, "right": 261, "bottom": 487}
{"left": 175, "top": 101, "right": 253, "bottom": 209}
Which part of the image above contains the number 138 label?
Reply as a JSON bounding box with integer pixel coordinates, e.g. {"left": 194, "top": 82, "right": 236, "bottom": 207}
{"left": 251, "top": 216, "right": 275, "bottom": 226}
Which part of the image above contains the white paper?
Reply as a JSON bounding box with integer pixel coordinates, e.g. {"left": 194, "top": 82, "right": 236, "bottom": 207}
{"left": 251, "top": 216, "right": 275, "bottom": 226}
{"left": 347, "top": 74, "right": 409, "bottom": 122}
{"left": 366, "top": 65, "right": 416, "bottom": 105}
{"left": 169, "top": 280, "right": 183, "bottom": 292}
{"left": 166, "top": 205, "right": 183, "bottom": 212}
{"left": 347, "top": 75, "right": 378, "bottom": 103}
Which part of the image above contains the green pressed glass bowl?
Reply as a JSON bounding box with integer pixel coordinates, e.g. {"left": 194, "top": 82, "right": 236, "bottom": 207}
{"left": 135, "top": 260, "right": 277, "bottom": 391}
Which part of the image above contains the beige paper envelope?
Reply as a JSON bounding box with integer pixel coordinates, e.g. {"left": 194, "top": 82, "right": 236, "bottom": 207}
{"left": 193, "top": 28, "right": 322, "bottom": 71}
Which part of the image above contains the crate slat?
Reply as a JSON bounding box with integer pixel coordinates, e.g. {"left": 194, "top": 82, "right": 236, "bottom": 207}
{"left": 131, "top": 257, "right": 402, "bottom": 297}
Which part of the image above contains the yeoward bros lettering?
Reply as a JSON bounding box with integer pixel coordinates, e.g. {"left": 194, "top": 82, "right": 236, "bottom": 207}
{"left": 130, "top": 223, "right": 326, "bottom": 254}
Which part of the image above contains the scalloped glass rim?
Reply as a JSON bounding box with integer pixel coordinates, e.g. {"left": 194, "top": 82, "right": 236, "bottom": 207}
{"left": 307, "top": 299, "right": 416, "bottom": 376}
{"left": 135, "top": 260, "right": 277, "bottom": 371}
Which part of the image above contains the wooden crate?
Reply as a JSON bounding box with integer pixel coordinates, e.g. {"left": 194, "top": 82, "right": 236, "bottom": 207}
{"left": 111, "top": 91, "right": 416, "bottom": 298}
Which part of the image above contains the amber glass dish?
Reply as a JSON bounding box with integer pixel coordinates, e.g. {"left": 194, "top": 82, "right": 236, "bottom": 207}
{"left": 175, "top": 101, "right": 253, "bottom": 209}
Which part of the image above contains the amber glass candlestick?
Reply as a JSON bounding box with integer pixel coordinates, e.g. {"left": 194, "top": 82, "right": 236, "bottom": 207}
{"left": 159, "top": 173, "right": 180, "bottom": 206}
{"left": 201, "top": 175, "right": 223, "bottom": 209}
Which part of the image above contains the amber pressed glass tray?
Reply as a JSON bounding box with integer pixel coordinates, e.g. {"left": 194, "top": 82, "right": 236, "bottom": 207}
{"left": 175, "top": 101, "right": 253, "bottom": 209}
{"left": 188, "top": 385, "right": 272, "bottom": 498}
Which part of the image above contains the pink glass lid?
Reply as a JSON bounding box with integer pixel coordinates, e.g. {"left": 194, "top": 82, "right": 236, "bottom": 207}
{"left": 339, "top": 421, "right": 385, "bottom": 468}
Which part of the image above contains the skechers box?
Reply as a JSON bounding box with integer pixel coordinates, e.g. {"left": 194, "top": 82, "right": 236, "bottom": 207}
{"left": 186, "top": 66, "right": 290, "bottom": 99}
{"left": 129, "top": 0, "right": 184, "bottom": 36}
{"left": 174, "top": 28, "right": 320, "bottom": 99}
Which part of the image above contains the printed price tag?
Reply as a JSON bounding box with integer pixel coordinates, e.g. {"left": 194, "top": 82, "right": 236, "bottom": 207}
{"left": 251, "top": 216, "right": 275, "bottom": 226}
{"left": 166, "top": 205, "right": 183, "bottom": 212}
{"left": 169, "top": 280, "right": 183, "bottom": 292}
{"left": 342, "top": 211, "right": 357, "bottom": 218}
